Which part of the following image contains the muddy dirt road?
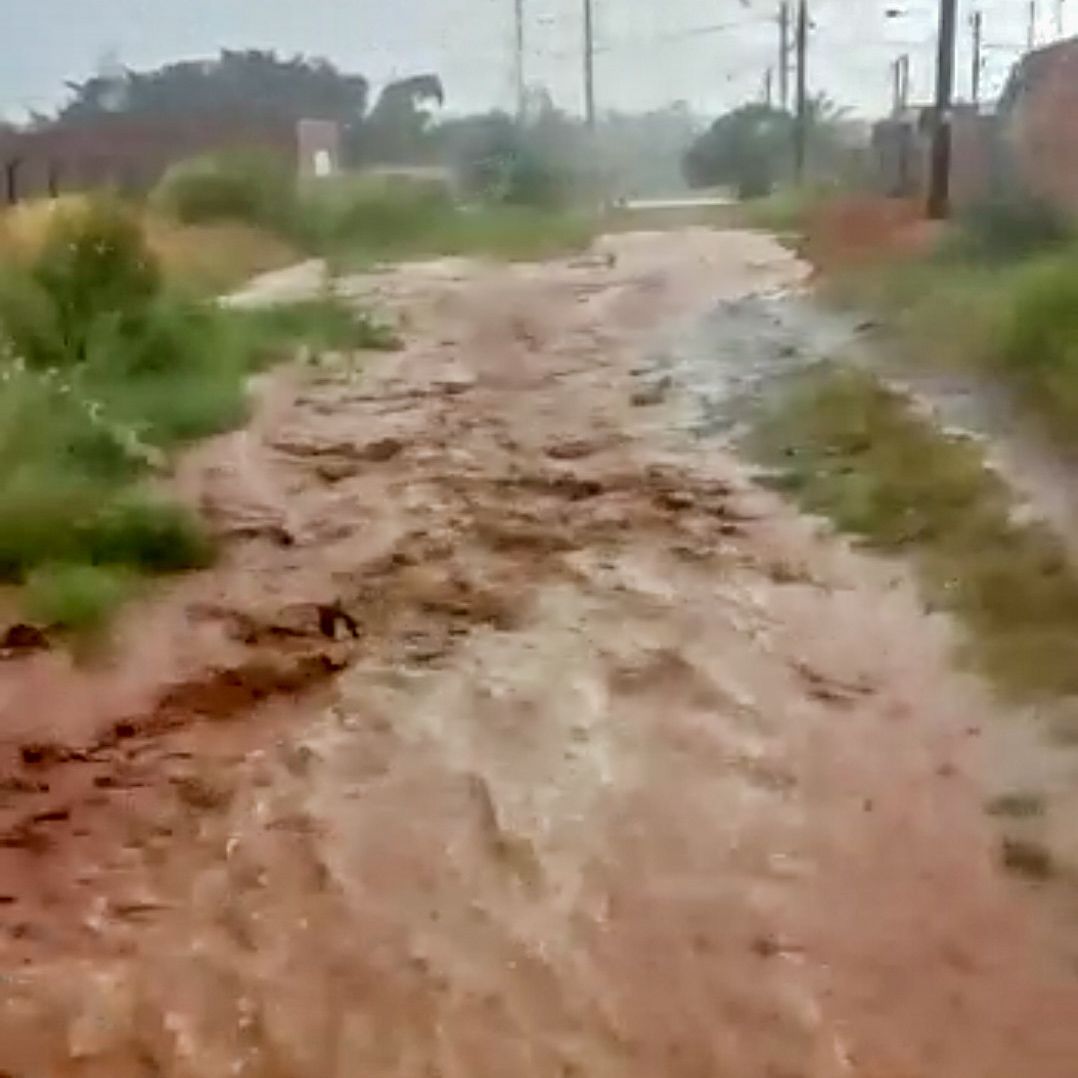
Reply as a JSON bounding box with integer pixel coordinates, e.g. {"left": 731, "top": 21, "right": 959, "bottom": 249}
{"left": 2, "top": 229, "right": 1078, "bottom": 1076}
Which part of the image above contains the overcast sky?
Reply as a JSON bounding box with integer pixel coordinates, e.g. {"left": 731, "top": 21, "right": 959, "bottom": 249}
{"left": 1, "top": 0, "right": 1072, "bottom": 122}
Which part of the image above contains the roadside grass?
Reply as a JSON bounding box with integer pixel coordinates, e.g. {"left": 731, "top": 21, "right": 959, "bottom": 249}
{"left": 812, "top": 195, "right": 1078, "bottom": 440}
{"left": 0, "top": 197, "right": 393, "bottom": 636}
{"left": 24, "top": 563, "right": 136, "bottom": 633}
{"left": 743, "top": 187, "right": 826, "bottom": 234}
{"left": 835, "top": 247, "right": 1078, "bottom": 437}
{"left": 144, "top": 218, "right": 300, "bottom": 295}
{"left": 750, "top": 364, "right": 1078, "bottom": 700}
{"left": 321, "top": 200, "right": 596, "bottom": 267}
{"left": 231, "top": 294, "right": 401, "bottom": 357}
{"left": 153, "top": 162, "right": 597, "bottom": 267}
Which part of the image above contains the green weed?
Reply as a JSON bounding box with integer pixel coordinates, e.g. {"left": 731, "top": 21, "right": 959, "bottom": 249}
{"left": 235, "top": 294, "right": 400, "bottom": 355}
{"left": 152, "top": 151, "right": 299, "bottom": 233}
{"left": 25, "top": 563, "right": 135, "bottom": 633}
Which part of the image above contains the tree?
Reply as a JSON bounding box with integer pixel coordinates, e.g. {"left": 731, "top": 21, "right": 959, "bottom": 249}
{"left": 57, "top": 50, "right": 369, "bottom": 128}
{"left": 683, "top": 95, "right": 852, "bottom": 197}
{"left": 435, "top": 111, "right": 576, "bottom": 208}
{"left": 682, "top": 104, "right": 793, "bottom": 197}
{"left": 356, "top": 75, "right": 445, "bottom": 163}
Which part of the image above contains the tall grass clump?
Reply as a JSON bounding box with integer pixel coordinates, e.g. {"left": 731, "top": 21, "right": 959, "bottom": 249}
{"left": 151, "top": 150, "right": 299, "bottom": 234}
{"left": 996, "top": 252, "right": 1078, "bottom": 427}
{"left": 0, "top": 198, "right": 258, "bottom": 626}
{"left": 946, "top": 194, "right": 1073, "bottom": 264}
{"left": 300, "top": 174, "right": 592, "bottom": 266}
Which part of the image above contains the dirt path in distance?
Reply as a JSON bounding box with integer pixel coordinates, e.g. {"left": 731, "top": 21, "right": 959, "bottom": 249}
{"left": 2, "top": 229, "right": 1078, "bottom": 1077}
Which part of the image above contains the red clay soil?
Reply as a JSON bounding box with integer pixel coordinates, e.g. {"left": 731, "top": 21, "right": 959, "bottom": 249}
{"left": 0, "top": 231, "right": 1077, "bottom": 1077}
{"left": 799, "top": 195, "right": 943, "bottom": 274}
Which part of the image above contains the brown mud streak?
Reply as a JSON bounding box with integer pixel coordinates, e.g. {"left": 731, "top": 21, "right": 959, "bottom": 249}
{"left": 1, "top": 231, "right": 1078, "bottom": 1076}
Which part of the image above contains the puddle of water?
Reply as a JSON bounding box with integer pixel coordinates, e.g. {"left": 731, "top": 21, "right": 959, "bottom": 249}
{"left": 643, "top": 292, "right": 864, "bottom": 440}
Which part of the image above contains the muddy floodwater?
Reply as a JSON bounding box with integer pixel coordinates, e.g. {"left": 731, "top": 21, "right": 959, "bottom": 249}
{"left": 2, "top": 229, "right": 1078, "bottom": 1077}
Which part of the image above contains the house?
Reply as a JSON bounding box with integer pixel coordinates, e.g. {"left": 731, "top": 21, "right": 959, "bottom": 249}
{"left": 998, "top": 37, "right": 1078, "bottom": 213}
{"left": 870, "top": 36, "right": 1078, "bottom": 216}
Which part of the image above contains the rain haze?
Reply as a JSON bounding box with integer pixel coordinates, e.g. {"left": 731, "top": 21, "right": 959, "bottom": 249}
{"left": 1, "top": 0, "right": 1072, "bottom": 121}
{"left": 9, "top": 0, "right": 1078, "bottom": 1074}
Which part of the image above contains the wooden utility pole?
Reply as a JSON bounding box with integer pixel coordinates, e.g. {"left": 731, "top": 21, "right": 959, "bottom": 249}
{"left": 583, "top": 0, "right": 596, "bottom": 128}
{"left": 928, "top": 0, "right": 958, "bottom": 218}
{"left": 892, "top": 54, "right": 911, "bottom": 114}
{"left": 514, "top": 0, "right": 526, "bottom": 119}
{"left": 1057, "top": 0, "right": 1066, "bottom": 37}
{"left": 779, "top": 2, "right": 790, "bottom": 110}
{"left": 764, "top": 67, "right": 774, "bottom": 106}
{"left": 794, "top": 0, "right": 808, "bottom": 183}
{"left": 1028, "top": 1, "right": 1037, "bottom": 50}
{"left": 971, "top": 10, "right": 983, "bottom": 105}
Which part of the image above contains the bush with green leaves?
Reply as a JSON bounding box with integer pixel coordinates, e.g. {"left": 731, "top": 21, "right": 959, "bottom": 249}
{"left": 448, "top": 114, "right": 573, "bottom": 209}
{"left": 0, "top": 199, "right": 238, "bottom": 614}
{"left": 948, "top": 195, "right": 1073, "bottom": 263}
{"left": 152, "top": 150, "right": 299, "bottom": 231}
{"left": 0, "top": 198, "right": 160, "bottom": 368}
{"left": 300, "top": 174, "right": 450, "bottom": 252}
{"left": 24, "top": 564, "right": 136, "bottom": 633}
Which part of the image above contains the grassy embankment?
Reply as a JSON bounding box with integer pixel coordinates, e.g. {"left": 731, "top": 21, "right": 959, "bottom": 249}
{"left": 0, "top": 198, "right": 396, "bottom": 634}
{"left": 0, "top": 152, "right": 599, "bottom": 634}
{"left": 150, "top": 153, "right": 596, "bottom": 283}
{"left": 748, "top": 193, "right": 1078, "bottom": 694}
{"left": 752, "top": 365, "right": 1078, "bottom": 704}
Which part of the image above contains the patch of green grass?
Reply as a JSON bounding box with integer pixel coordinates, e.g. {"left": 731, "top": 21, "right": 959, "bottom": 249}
{"left": 0, "top": 197, "right": 325, "bottom": 634}
{"left": 25, "top": 563, "right": 135, "bottom": 633}
{"left": 824, "top": 204, "right": 1078, "bottom": 440}
{"left": 234, "top": 294, "right": 400, "bottom": 356}
{"left": 743, "top": 187, "right": 825, "bottom": 234}
{"left": 300, "top": 176, "right": 595, "bottom": 265}
{"left": 751, "top": 365, "right": 1078, "bottom": 699}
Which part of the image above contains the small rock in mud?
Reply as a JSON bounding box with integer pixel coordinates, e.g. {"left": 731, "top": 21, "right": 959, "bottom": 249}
{"left": 171, "top": 772, "right": 233, "bottom": 812}
{"left": 317, "top": 601, "right": 362, "bottom": 640}
{"left": 1001, "top": 837, "right": 1055, "bottom": 880}
{"left": 315, "top": 459, "right": 361, "bottom": 483}
{"left": 655, "top": 489, "right": 697, "bottom": 512}
{"left": 631, "top": 378, "right": 672, "bottom": 407}
{"left": 1, "top": 623, "right": 49, "bottom": 655}
{"left": 19, "top": 742, "right": 69, "bottom": 768}
{"left": 359, "top": 436, "right": 405, "bottom": 463}
{"left": 545, "top": 438, "right": 598, "bottom": 461}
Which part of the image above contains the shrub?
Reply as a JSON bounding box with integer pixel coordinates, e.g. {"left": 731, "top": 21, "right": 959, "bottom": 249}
{"left": 452, "top": 118, "right": 572, "bottom": 209}
{"left": 152, "top": 151, "right": 298, "bottom": 231}
{"left": 299, "top": 174, "right": 450, "bottom": 252}
{"left": 236, "top": 294, "right": 400, "bottom": 353}
{"left": 998, "top": 253, "right": 1078, "bottom": 425}
{"left": 77, "top": 492, "right": 213, "bottom": 572}
{"left": 25, "top": 564, "right": 134, "bottom": 632}
{"left": 0, "top": 199, "right": 160, "bottom": 368}
{"left": 32, "top": 198, "right": 160, "bottom": 363}
{"left": 949, "top": 195, "right": 1072, "bottom": 263}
